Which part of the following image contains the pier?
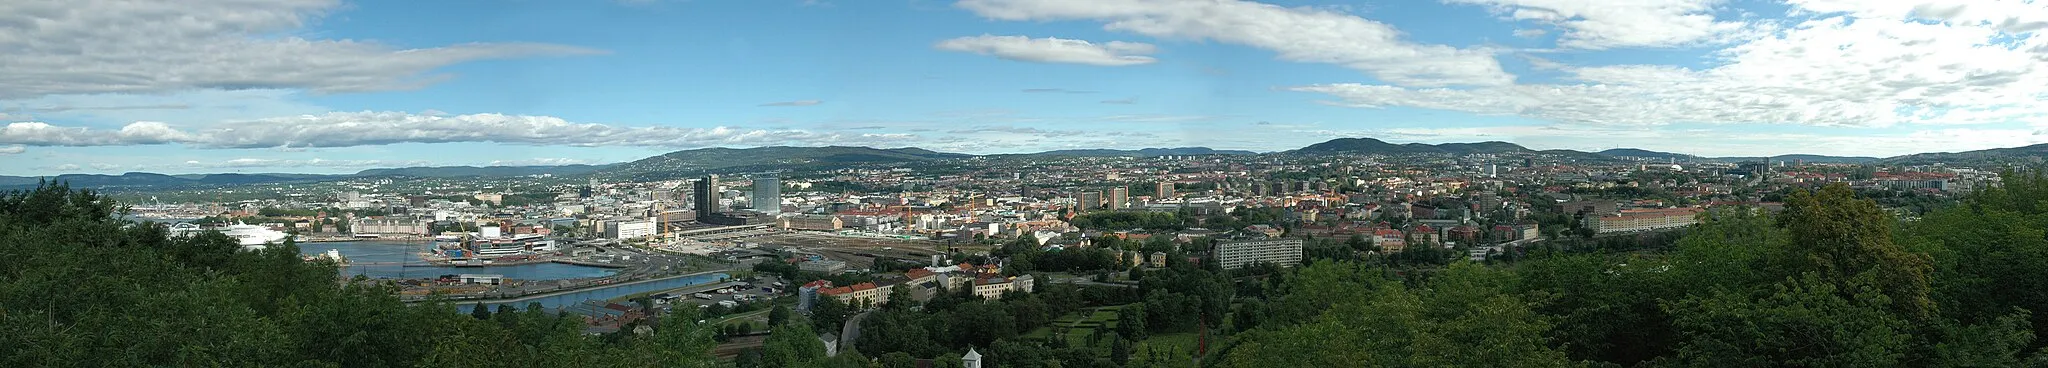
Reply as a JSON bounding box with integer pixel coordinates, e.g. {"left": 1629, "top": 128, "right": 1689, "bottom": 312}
{"left": 416, "top": 270, "right": 731, "bottom": 311}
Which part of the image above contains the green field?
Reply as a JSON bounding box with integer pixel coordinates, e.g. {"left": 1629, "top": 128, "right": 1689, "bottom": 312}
{"left": 1022, "top": 303, "right": 1208, "bottom": 365}
{"left": 1025, "top": 305, "right": 1123, "bottom": 343}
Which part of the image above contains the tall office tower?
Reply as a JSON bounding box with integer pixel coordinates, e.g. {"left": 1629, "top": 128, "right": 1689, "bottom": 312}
{"left": 694, "top": 174, "right": 722, "bottom": 221}
{"left": 1156, "top": 182, "right": 1175, "bottom": 199}
{"left": 753, "top": 176, "right": 781, "bottom": 214}
{"left": 1078, "top": 191, "right": 1102, "bottom": 211}
{"left": 1109, "top": 186, "right": 1129, "bottom": 209}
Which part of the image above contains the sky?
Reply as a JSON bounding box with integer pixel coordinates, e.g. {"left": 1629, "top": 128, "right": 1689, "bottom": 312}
{"left": 8, "top": 0, "right": 2048, "bottom": 175}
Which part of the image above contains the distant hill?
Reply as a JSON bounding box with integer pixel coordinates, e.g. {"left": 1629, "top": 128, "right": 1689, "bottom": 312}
{"left": 356, "top": 165, "right": 612, "bottom": 178}
{"left": 1599, "top": 148, "right": 1698, "bottom": 160}
{"left": 1753, "top": 154, "right": 1881, "bottom": 164}
{"left": 1027, "top": 147, "right": 1257, "bottom": 157}
{"left": 1596, "top": 148, "right": 1877, "bottom": 164}
{"left": 1883, "top": 143, "right": 2048, "bottom": 165}
{"left": 0, "top": 172, "right": 337, "bottom": 190}
{"left": 610, "top": 146, "right": 970, "bottom": 178}
{"left": 1291, "top": 138, "right": 1533, "bottom": 155}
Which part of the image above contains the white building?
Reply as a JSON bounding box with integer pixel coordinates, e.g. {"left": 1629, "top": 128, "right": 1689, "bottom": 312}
{"left": 1214, "top": 238, "right": 1304, "bottom": 269}
{"left": 605, "top": 219, "right": 655, "bottom": 240}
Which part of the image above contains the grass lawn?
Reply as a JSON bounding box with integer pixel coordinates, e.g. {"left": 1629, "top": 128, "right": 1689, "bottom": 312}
{"left": 1025, "top": 305, "right": 1126, "bottom": 342}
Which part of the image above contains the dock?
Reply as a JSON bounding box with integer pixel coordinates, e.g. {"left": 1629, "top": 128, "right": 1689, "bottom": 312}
{"left": 552, "top": 258, "right": 631, "bottom": 269}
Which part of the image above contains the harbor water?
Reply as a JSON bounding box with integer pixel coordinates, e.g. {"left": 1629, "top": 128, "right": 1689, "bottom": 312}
{"left": 299, "top": 240, "right": 617, "bottom": 280}
{"left": 453, "top": 272, "right": 729, "bottom": 313}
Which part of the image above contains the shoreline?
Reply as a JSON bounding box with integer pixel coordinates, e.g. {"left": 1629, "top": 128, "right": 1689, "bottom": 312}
{"left": 415, "top": 269, "right": 730, "bottom": 306}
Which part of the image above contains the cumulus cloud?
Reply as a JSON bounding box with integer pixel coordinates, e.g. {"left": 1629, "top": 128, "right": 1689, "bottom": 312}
{"left": 0, "top": 111, "right": 922, "bottom": 149}
{"left": 0, "top": 0, "right": 600, "bottom": 99}
{"left": 1292, "top": 3, "right": 2048, "bottom": 128}
{"left": 935, "top": 35, "right": 1159, "bottom": 66}
{"left": 955, "top": 0, "right": 1512, "bottom": 86}
{"left": 1444, "top": 0, "right": 1749, "bottom": 49}
{"left": 0, "top": 145, "right": 23, "bottom": 154}
{"left": 759, "top": 100, "right": 824, "bottom": 107}
{"left": 1789, "top": 0, "right": 2048, "bottom": 33}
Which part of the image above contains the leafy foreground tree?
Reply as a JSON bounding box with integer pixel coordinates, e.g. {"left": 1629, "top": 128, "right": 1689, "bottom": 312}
{"left": 1220, "top": 183, "right": 2046, "bottom": 367}
{"left": 0, "top": 183, "right": 718, "bottom": 367}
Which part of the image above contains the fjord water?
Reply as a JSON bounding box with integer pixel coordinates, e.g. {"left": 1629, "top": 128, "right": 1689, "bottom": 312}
{"left": 300, "top": 240, "right": 616, "bottom": 280}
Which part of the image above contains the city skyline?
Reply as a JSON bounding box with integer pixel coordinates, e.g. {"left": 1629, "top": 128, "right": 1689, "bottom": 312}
{"left": 8, "top": 0, "right": 2048, "bottom": 175}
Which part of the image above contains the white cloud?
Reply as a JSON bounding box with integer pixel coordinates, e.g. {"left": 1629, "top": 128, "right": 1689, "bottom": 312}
{"left": 0, "top": 111, "right": 923, "bottom": 149}
{"left": 0, "top": 145, "right": 22, "bottom": 154}
{"left": 955, "top": 0, "right": 1511, "bottom": 86}
{"left": 1789, "top": 0, "right": 2048, "bottom": 33}
{"left": 51, "top": 164, "right": 80, "bottom": 171}
{"left": 1513, "top": 29, "right": 1548, "bottom": 38}
{"left": 759, "top": 100, "right": 825, "bottom": 107}
{"left": 935, "top": 35, "right": 1159, "bottom": 66}
{"left": 0, "top": 0, "right": 601, "bottom": 99}
{"left": 1292, "top": 5, "right": 2048, "bottom": 129}
{"left": 1444, "top": 0, "right": 1749, "bottom": 49}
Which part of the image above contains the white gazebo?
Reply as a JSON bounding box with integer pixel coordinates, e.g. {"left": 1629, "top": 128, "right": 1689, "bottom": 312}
{"left": 962, "top": 348, "right": 982, "bottom": 368}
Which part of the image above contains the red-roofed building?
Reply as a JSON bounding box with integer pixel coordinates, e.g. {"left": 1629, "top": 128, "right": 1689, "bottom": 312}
{"left": 1408, "top": 225, "right": 1438, "bottom": 246}
{"left": 818, "top": 282, "right": 891, "bottom": 306}
{"left": 1374, "top": 229, "right": 1407, "bottom": 252}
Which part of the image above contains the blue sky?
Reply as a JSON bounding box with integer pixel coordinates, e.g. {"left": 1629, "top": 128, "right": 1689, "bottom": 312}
{"left": 6, "top": 0, "right": 2048, "bottom": 175}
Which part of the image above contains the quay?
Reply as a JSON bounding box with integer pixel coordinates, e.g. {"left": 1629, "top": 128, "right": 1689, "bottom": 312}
{"left": 417, "top": 270, "right": 729, "bottom": 308}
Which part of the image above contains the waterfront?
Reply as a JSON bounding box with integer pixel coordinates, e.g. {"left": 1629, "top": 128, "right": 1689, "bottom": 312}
{"left": 450, "top": 272, "right": 730, "bottom": 312}
{"left": 300, "top": 240, "right": 616, "bottom": 280}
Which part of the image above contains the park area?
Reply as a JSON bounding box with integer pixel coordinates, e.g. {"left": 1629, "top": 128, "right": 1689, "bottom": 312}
{"left": 1023, "top": 304, "right": 1205, "bottom": 366}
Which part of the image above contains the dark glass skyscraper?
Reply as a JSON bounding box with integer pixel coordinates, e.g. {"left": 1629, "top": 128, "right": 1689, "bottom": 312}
{"left": 694, "top": 174, "right": 721, "bottom": 221}
{"left": 753, "top": 176, "right": 780, "bottom": 214}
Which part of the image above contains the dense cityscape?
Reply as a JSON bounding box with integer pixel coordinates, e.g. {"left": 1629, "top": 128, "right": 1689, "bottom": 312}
{"left": 15, "top": 0, "right": 2048, "bottom": 366}
{"left": 6, "top": 139, "right": 2029, "bottom": 367}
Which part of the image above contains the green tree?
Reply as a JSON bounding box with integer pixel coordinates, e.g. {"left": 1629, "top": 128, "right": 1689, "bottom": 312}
{"left": 1778, "top": 184, "right": 1936, "bottom": 322}
{"left": 1665, "top": 274, "right": 1912, "bottom": 367}
{"left": 880, "top": 352, "right": 919, "bottom": 368}
{"left": 769, "top": 304, "right": 792, "bottom": 327}
{"left": 762, "top": 322, "right": 828, "bottom": 368}
{"left": 812, "top": 296, "right": 851, "bottom": 333}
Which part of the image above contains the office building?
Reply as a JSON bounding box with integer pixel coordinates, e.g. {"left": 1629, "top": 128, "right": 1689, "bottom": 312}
{"left": 1214, "top": 238, "right": 1304, "bottom": 270}
{"left": 1109, "top": 186, "right": 1128, "bottom": 210}
{"left": 694, "top": 175, "right": 722, "bottom": 221}
{"left": 1156, "top": 182, "right": 1175, "bottom": 199}
{"left": 753, "top": 176, "right": 781, "bottom": 214}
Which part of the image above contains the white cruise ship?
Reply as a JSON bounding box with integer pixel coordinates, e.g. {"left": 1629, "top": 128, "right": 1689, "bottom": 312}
{"left": 169, "top": 222, "right": 293, "bottom": 250}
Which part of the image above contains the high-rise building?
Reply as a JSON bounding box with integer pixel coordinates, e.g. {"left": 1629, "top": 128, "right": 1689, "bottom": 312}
{"left": 694, "top": 175, "right": 722, "bottom": 221}
{"left": 1077, "top": 191, "right": 1102, "bottom": 211}
{"left": 1156, "top": 182, "right": 1175, "bottom": 199}
{"left": 1109, "top": 186, "right": 1129, "bottom": 210}
{"left": 753, "top": 177, "right": 781, "bottom": 215}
